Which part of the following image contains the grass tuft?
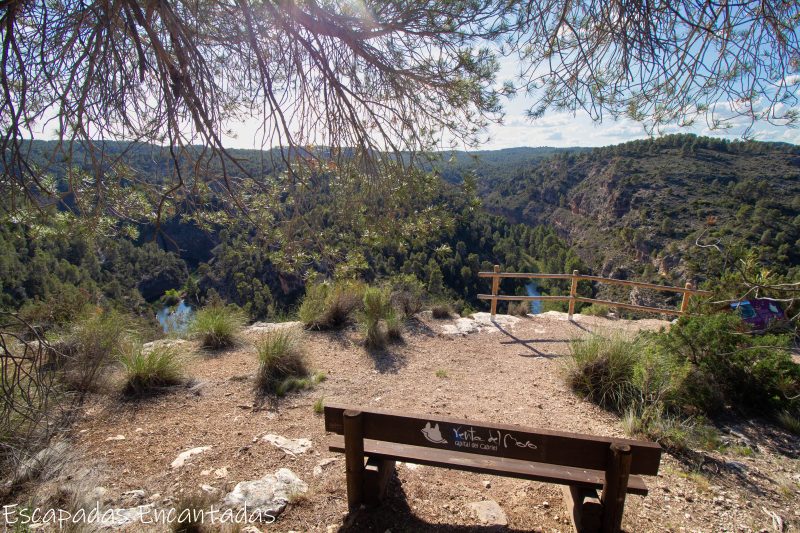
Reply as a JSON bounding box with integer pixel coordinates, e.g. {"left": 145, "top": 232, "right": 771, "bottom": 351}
{"left": 777, "top": 410, "right": 800, "bottom": 435}
{"left": 189, "top": 304, "right": 245, "bottom": 349}
{"left": 255, "top": 329, "right": 310, "bottom": 396}
{"left": 507, "top": 301, "right": 530, "bottom": 316}
{"left": 385, "top": 312, "right": 403, "bottom": 342}
{"left": 119, "top": 345, "right": 183, "bottom": 396}
{"left": 313, "top": 397, "right": 324, "bottom": 414}
{"left": 567, "top": 335, "right": 639, "bottom": 412}
{"left": 53, "top": 309, "right": 135, "bottom": 392}
{"left": 171, "top": 492, "right": 214, "bottom": 533}
{"left": 361, "top": 287, "right": 391, "bottom": 349}
{"left": 298, "top": 281, "right": 363, "bottom": 330}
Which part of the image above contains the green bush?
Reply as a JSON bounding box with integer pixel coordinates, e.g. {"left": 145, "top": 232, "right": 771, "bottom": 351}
{"left": 298, "top": 281, "right": 364, "bottom": 330}
{"left": 255, "top": 329, "right": 310, "bottom": 395}
{"left": 119, "top": 345, "right": 183, "bottom": 396}
{"left": 567, "top": 311, "right": 799, "bottom": 450}
{"left": 19, "top": 284, "right": 92, "bottom": 329}
{"left": 162, "top": 289, "right": 181, "bottom": 306}
{"left": 389, "top": 275, "right": 426, "bottom": 318}
{"left": 581, "top": 304, "right": 611, "bottom": 317}
{"left": 655, "top": 313, "right": 799, "bottom": 413}
{"left": 189, "top": 304, "right": 245, "bottom": 349}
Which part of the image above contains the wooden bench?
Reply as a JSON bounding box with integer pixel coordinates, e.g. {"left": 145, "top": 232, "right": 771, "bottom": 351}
{"left": 324, "top": 404, "right": 661, "bottom": 533}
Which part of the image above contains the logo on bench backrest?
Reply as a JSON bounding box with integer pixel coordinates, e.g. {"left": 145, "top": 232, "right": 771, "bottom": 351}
{"left": 421, "top": 422, "right": 448, "bottom": 444}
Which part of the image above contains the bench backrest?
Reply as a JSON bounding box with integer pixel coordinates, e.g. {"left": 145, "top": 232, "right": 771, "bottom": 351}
{"left": 324, "top": 403, "right": 661, "bottom": 476}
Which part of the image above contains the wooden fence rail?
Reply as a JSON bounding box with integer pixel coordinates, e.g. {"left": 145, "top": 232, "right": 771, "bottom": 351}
{"left": 478, "top": 265, "right": 712, "bottom": 319}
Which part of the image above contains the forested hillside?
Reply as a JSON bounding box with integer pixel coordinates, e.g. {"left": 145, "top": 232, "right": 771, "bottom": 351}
{"left": 1, "top": 143, "right": 586, "bottom": 322}
{"left": 450, "top": 134, "right": 800, "bottom": 285}
{"left": 4, "top": 135, "right": 799, "bottom": 324}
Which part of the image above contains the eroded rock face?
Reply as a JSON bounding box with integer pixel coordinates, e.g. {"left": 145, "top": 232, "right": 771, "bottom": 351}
{"left": 223, "top": 468, "right": 308, "bottom": 519}
{"left": 14, "top": 440, "right": 70, "bottom": 484}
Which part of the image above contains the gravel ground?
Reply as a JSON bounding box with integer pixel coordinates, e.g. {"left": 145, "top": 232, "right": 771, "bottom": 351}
{"left": 11, "top": 312, "right": 799, "bottom": 532}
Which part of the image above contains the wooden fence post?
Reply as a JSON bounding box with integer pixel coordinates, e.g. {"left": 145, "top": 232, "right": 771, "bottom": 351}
{"left": 343, "top": 410, "right": 365, "bottom": 510}
{"left": 679, "top": 282, "right": 693, "bottom": 314}
{"left": 568, "top": 270, "right": 579, "bottom": 319}
{"left": 601, "top": 443, "right": 632, "bottom": 533}
{"left": 490, "top": 264, "right": 500, "bottom": 318}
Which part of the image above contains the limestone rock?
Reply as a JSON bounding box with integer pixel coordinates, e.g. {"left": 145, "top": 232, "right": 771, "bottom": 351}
{"left": 223, "top": 468, "right": 308, "bottom": 518}
{"left": 142, "top": 338, "right": 187, "bottom": 354}
{"left": 171, "top": 446, "right": 212, "bottom": 468}
{"left": 466, "top": 500, "right": 508, "bottom": 526}
{"left": 313, "top": 458, "right": 338, "bottom": 477}
{"left": 260, "top": 434, "right": 312, "bottom": 455}
{"left": 246, "top": 322, "right": 303, "bottom": 334}
{"left": 441, "top": 313, "right": 520, "bottom": 336}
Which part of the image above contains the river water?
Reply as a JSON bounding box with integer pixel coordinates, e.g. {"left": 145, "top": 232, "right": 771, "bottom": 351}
{"left": 525, "top": 282, "right": 542, "bottom": 314}
{"left": 156, "top": 300, "right": 194, "bottom": 333}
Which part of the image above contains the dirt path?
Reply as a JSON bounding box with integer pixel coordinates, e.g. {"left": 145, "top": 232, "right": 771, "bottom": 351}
{"left": 21, "top": 312, "right": 800, "bottom": 532}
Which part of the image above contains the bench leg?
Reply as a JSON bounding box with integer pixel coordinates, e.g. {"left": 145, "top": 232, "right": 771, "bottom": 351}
{"left": 562, "top": 485, "right": 602, "bottom": 533}
{"left": 601, "top": 443, "right": 632, "bottom": 533}
{"left": 343, "top": 410, "right": 365, "bottom": 511}
{"left": 364, "top": 457, "right": 396, "bottom": 507}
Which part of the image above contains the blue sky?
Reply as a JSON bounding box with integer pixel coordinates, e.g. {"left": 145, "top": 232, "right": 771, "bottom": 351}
{"left": 476, "top": 56, "right": 800, "bottom": 150}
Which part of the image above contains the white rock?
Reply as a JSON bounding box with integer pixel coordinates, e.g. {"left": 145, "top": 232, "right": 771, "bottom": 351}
{"left": 142, "top": 339, "right": 187, "bottom": 354}
{"left": 214, "top": 467, "right": 229, "bottom": 478}
{"left": 170, "top": 446, "right": 212, "bottom": 468}
{"left": 466, "top": 500, "right": 508, "bottom": 526}
{"left": 313, "top": 458, "right": 338, "bottom": 477}
{"left": 471, "top": 312, "right": 520, "bottom": 330}
{"left": 223, "top": 468, "right": 307, "bottom": 518}
{"left": 441, "top": 318, "right": 480, "bottom": 335}
{"left": 241, "top": 527, "right": 263, "bottom": 533}
{"left": 441, "top": 313, "right": 520, "bottom": 335}
{"left": 260, "top": 434, "right": 312, "bottom": 455}
{"left": 200, "top": 484, "right": 220, "bottom": 496}
{"left": 105, "top": 434, "right": 126, "bottom": 441}
{"left": 246, "top": 321, "right": 303, "bottom": 334}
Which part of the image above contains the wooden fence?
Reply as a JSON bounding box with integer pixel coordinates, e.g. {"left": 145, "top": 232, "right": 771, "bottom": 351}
{"left": 478, "top": 265, "right": 712, "bottom": 319}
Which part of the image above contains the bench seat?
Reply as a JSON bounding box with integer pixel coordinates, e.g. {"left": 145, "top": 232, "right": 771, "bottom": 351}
{"left": 329, "top": 435, "right": 649, "bottom": 496}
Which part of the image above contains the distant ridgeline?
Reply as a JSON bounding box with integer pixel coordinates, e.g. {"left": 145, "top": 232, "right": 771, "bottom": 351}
{"left": 3, "top": 134, "right": 798, "bottom": 323}
{"left": 442, "top": 134, "right": 800, "bottom": 285}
